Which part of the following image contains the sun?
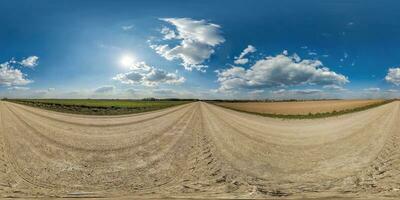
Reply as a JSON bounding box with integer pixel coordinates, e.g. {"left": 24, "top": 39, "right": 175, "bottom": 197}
{"left": 120, "top": 55, "right": 135, "bottom": 67}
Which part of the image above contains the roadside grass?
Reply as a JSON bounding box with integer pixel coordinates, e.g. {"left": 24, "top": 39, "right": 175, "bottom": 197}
{"left": 4, "top": 99, "right": 192, "bottom": 115}
{"left": 212, "top": 100, "right": 394, "bottom": 119}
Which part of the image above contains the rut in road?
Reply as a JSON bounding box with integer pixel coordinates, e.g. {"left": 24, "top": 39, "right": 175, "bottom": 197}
{"left": 0, "top": 101, "right": 400, "bottom": 199}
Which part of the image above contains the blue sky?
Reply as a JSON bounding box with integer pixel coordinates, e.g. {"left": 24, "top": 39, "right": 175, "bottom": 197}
{"left": 1, "top": 0, "right": 400, "bottom": 99}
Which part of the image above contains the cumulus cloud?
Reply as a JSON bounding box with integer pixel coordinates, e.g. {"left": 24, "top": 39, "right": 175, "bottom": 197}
{"left": 150, "top": 18, "right": 225, "bottom": 71}
{"left": 234, "top": 45, "right": 256, "bottom": 65}
{"left": 215, "top": 52, "right": 349, "bottom": 92}
{"left": 20, "top": 56, "right": 39, "bottom": 68}
{"left": 113, "top": 61, "right": 185, "bottom": 86}
{"left": 94, "top": 85, "right": 115, "bottom": 93}
{"left": 363, "top": 87, "right": 380, "bottom": 92}
{"left": 0, "top": 61, "right": 33, "bottom": 86}
{"left": 160, "top": 26, "right": 177, "bottom": 40}
{"left": 385, "top": 68, "right": 400, "bottom": 85}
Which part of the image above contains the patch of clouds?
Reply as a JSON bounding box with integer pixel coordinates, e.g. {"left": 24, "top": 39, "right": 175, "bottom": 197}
{"left": 290, "top": 89, "right": 322, "bottom": 95}
{"left": 215, "top": 52, "right": 349, "bottom": 93}
{"left": 94, "top": 85, "right": 115, "bottom": 94}
{"left": 122, "top": 25, "right": 134, "bottom": 31}
{"left": 323, "top": 84, "right": 347, "bottom": 91}
{"left": 20, "top": 56, "right": 39, "bottom": 68}
{"left": 0, "top": 60, "right": 33, "bottom": 86}
{"left": 160, "top": 26, "right": 177, "bottom": 40}
{"left": 8, "top": 86, "right": 30, "bottom": 91}
{"left": 308, "top": 51, "right": 317, "bottom": 56}
{"left": 385, "top": 89, "right": 398, "bottom": 93}
{"left": 248, "top": 89, "right": 264, "bottom": 95}
{"left": 340, "top": 52, "right": 349, "bottom": 63}
{"left": 234, "top": 45, "right": 257, "bottom": 65}
{"left": 272, "top": 89, "right": 286, "bottom": 95}
{"left": 150, "top": 18, "right": 225, "bottom": 71}
{"left": 385, "top": 68, "right": 400, "bottom": 85}
{"left": 344, "top": 52, "right": 348, "bottom": 59}
{"left": 363, "top": 87, "right": 380, "bottom": 92}
{"left": 270, "top": 89, "right": 323, "bottom": 98}
{"left": 113, "top": 61, "right": 185, "bottom": 86}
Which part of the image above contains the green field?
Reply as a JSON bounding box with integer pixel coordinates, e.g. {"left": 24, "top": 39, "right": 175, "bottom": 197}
{"left": 4, "top": 99, "right": 192, "bottom": 115}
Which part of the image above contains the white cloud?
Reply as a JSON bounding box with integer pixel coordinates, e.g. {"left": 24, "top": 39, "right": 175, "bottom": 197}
{"left": 363, "top": 87, "right": 380, "bottom": 92}
{"left": 122, "top": 25, "right": 134, "bottom": 31}
{"left": 0, "top": 61, "right": 33, "bottom": 86}
{"left": 385, "top": 68, "right": 400, "bottom": 85}
{"left": 160, "top": 26, "right": 177, "bottom": 40}
{"left": 290, "top": 89, "right": 322, "bottom": 95}
{"left": 272, "top": 89, "right": 286, "bottom": 94}
{"left": 271, "top": 89, "right": 322, "bottom": 95}
{"left": 234, "top": 45, "right": 257, "bottom": 65}
{"left": 8, "top": 86, "right": 30, "bottom": 91}
{"left": 386, "top": 89, "right": 398, "bottom": 93}
{"left": 215, "top": 52, "right": 349, "bottom": 92}
{"left": 248, "top": 89, "right": 264, "bottom": 95}
{"left": 20, "top": 56, "right": 39, "bottom": 68}
{"left": 323, "top": 84, "right": 347, "bottom": 91}
{"left": 113, "top": 61, "right": 185, "bottom": 86}
{"left": 151, "top": 18, "right": 225, "bottom": 71}
{"left": 94, "top": 85, "right": 115, "bottom": 93}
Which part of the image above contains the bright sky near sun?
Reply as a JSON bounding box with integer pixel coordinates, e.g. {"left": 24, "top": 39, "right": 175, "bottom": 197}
{"left": 1, "top": 0, "right": 400, "bottom": 99}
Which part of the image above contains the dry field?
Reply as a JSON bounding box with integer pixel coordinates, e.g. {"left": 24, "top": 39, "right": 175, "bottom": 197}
{"left": 215, "top": 99, "right": 384, "bottom": 115}
{"left": 1, "top": 100, "right": 400, "bottom": 199}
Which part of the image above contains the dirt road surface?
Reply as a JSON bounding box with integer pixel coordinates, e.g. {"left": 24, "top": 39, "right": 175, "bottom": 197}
{"left": 1, "top": 101, "right": 400, "bottom": 199}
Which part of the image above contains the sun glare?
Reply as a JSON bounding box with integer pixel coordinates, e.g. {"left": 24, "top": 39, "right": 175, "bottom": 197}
{"left": 120, "top": 55, "right": 135, "bottom": 67}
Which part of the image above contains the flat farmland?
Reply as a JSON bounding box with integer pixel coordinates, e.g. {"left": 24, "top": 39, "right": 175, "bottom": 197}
{"left": 5, "top": 99, "right": 191, "bottom": 115}
{"left": 215, "top": 99, "right": 386, "bottom": 116}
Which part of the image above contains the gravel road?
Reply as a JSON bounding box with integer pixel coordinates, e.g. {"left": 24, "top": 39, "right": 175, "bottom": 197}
{"left": 1, "top": 101, "right": 399, "bottom": 199}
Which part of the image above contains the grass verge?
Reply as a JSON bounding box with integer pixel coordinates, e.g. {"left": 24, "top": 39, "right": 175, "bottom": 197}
{"left": 212, "top": 100, "right": 394, "bottom": 119}
{"left": 3, "top": 99, "right": 192, "bottom": 115}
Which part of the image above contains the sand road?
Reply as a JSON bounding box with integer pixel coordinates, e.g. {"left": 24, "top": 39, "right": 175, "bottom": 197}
{"left": 0, "top": 101, "right": 400, "bottom": 199}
